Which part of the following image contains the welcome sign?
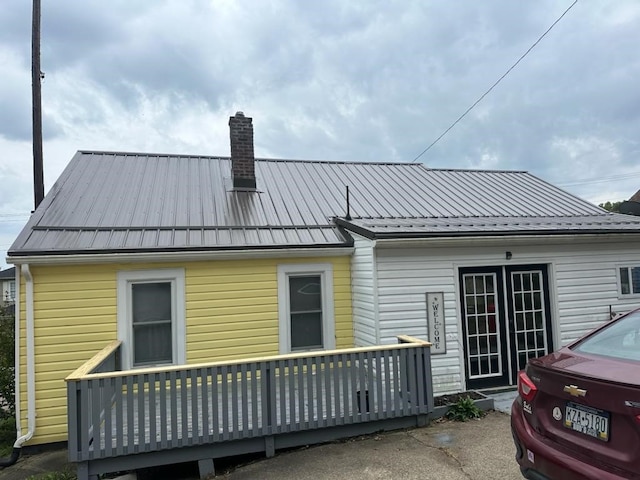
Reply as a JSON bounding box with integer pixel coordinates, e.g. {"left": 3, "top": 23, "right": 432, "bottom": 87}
{"left": 426, "top": 292, "right": 446, "bottom": 354}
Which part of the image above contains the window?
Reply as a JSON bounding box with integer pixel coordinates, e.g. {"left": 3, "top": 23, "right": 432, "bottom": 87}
{"left": 619, "top": 267, "right": 640, "bottom": 296}
{"left": 8, "top": 281, "right": 15, "bottom": 301}
{"left": 117, "top": 269, "right": 186, "bottom": 369}
{"left": 277, "top": 264, "right": 335, "bottom": 353}
{"left": 574, "top": 309, "right": 640, "bottom": 361}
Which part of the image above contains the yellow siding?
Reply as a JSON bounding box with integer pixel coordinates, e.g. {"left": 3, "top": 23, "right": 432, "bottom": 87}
{"left": 18, "top": 255, "right": 353, "bottom": 445}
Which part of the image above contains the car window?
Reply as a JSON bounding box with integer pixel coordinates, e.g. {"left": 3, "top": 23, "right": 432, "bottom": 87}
{"left": 574, "top": 310, "right": 640, "bottom": 361}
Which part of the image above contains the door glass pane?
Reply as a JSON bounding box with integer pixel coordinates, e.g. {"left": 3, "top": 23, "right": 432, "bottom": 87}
{"left": 289, "top": 275, "right": 323, "bottom": 350}
{"left": 524, "top": 292, "right": 533, "bottom": 310}
{"left": 468, "top": 317, "right": 477, "bottom": 335}
{"left": 465, "top": 277, "right": 474, "bottom": 294}
{"left": 486, "top": 277, "right": 494, "bottom": 293}
{"left": 532, "top": 273, "right": 540, "bottom": 290}
{"left": 514, "top": 293, "right": 523, "bottom": 311}
{"left": 479, "top": 336, "right": 488, "bottom": 354}
{"left": 470, "top": 358, "right": 479, "bottom": 376}
{"left": 132, "top": 282, "right": 172, "bottom": 366}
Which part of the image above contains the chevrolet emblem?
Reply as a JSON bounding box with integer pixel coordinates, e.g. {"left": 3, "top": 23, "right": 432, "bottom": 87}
{"left": 563, "top": 385, "right": 587, "bottom": 397}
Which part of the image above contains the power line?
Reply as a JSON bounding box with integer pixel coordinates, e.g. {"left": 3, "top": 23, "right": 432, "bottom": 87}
{"left": 411, "top": 0, "right": 578, "bottom": 163}
{"left": 558, "top": 171, "right": 640, "bottom": 187}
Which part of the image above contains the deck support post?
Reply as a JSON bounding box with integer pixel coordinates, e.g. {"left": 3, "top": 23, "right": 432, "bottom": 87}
{"left": 265, "top": 435, "right": 275, "bottom": 458}
{"left": 198, "top": 458, "right": 215, "bottom": 478}
{"left": 416, "top": 414, "right": 428, "bottom": 428}
{"left": 76, "top": 462, "right": 98, "bottom": 480}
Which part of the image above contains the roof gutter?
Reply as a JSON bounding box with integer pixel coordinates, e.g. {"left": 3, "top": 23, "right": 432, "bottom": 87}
{"left": 7, "top": 246, "right": 355, "bottom": 266}
{"left": 0, "top": 265, "right": 35, "bottom": 467}
{"left": 369, "top": 232, "right": 640, "bottom": 248}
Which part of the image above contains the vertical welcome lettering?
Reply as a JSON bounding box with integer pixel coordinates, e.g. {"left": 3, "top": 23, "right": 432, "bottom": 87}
{"left": 426, "top": 292, "right": 446, "bottom": 354}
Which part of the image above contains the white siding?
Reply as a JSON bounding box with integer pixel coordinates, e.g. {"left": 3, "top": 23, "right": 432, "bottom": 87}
{"left": 351, "top": 234, "right": 378, "bottom": 346}
{"left": 374, "top": 240, "right": 640, "bottom": 395}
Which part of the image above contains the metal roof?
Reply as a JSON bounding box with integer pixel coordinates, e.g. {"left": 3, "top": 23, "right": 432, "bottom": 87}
{"left": 0, "top": 267, "right": 15, "bottom": 279}
{"left": 9, "top": 151, "right": 640, "bottom": 256}
{"left": 341, "top": 214, "right": 640, "bottom": 238}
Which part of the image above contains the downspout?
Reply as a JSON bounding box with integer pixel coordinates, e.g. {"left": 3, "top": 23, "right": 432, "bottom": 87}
{"left": 0, "top": 265, "right": 35, "bottom": 467}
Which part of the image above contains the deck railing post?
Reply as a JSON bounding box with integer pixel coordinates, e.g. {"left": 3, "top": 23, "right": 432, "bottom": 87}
{"left": 423, "top": 344, "right": 434, "bottom": 415}
{"left": 262, "top": 361, "right": 276, "bottom": 456}
{"left": 261, "top": 362, "right": 275, "bottom": 433}
{"left": 67, "top": 380, "right": 81, "bottom": 462}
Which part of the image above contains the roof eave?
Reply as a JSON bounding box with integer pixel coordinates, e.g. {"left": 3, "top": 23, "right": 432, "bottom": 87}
{"left": 334, "top": 218, "right": 640, "bottom": 244}
{"left": 7, "top": 243, "right": 355, "bottom": 265}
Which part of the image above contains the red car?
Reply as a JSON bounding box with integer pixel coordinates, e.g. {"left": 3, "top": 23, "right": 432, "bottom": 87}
{"left": 512, "top": 308, "right": 640, "bottom": 479}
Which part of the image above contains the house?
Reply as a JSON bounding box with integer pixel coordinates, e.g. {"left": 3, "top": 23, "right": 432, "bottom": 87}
{"left": 0, "top": 267, "right": 16, "bottom": 305}
{"left": 620, "top": 188, "right": 640, "bottom": 216}
{"left": 8, "top": 112, "right": 640, "bottom": 456}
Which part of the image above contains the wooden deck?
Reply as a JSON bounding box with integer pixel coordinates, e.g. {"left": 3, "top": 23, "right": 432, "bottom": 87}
{"left": 97, "top": 364, "right": 402, "bottom": 451}
{"left": 67, "top": 337, "right": 434, "bottom": 480}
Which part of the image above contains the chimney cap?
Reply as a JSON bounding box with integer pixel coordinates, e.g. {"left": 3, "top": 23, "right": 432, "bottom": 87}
{"left": 235, "top": 111, "right": 245, "bottom": 117}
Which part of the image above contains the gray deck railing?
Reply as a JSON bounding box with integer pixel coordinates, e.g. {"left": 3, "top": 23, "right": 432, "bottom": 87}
{"left": 66, "top": 337, "right": 433, "bottom": 464}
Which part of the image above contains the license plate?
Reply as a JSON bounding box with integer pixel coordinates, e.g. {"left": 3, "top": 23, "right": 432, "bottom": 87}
{"left": 564, "top": 402, "right": 609, "bottom": 442}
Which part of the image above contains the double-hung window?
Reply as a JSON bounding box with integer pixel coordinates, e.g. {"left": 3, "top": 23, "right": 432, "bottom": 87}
{"left": 278, "top": 264, "right": 335, "bottom": 353}
{"left": 117, "top": 269, "right": 186, "bottom": 369}
{"left": 619, "top": 266, "right": 640, "bottom": 296}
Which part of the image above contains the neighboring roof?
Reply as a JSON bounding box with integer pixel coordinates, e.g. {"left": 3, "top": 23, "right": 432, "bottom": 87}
{"left": 0, "top": 267, "right": 15, "bottom": 279}
{"left": 9, "top": 150, "right": 640, "bottom": 257}
{"left": 630, "top": 189, "right": 640, "bottom": 203}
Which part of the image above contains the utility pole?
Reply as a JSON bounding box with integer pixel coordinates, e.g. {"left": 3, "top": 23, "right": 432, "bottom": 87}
{"left": 32, "top": 0, "right": 45, "bottom": 209}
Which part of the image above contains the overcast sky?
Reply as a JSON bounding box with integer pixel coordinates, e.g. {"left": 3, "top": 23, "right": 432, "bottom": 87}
{"left": 1, "top": 0, "right": 640, "bottom": 268}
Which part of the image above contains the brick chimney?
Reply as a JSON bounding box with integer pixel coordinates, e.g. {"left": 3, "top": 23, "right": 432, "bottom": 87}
{"left": 229, "top": 111, "right": 256, "bottom": 189}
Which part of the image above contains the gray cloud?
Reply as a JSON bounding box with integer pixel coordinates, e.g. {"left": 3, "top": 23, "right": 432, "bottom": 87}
{"left": 1, "top": 0, "right": 640, "bottom": 267}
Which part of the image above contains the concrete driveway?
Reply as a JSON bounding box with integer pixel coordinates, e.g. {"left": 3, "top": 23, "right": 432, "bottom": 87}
{"left": 0, "top": 411, "right": 521, "bottom": 480}
{"left": 223, "top": 411, "right": 522, "bottom": 480}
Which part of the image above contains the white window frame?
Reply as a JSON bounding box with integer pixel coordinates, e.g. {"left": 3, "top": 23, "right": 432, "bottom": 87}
{"left": 117, "top": 268, "right": 186, "bottom": 369}
{"left": 617, "top": 265, "right": 640, "bottom": 298}
{"left": 277, "top": 263, "right": 335, "bottom": 354}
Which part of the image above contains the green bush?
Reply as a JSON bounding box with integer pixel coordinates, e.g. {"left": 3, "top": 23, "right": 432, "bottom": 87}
{"left": 0, "top": 304, "right": 15, "bottom": 418}
{"left": 0, "top": 304, "right": 16, "bottom": 453}
{"left": 445, "top": 396, "right": 483, "bottom": 422}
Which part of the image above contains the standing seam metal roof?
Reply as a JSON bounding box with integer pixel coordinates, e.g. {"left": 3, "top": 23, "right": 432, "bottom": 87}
{"left": 9, "top": 151, "right": 640, "bottom": 255}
